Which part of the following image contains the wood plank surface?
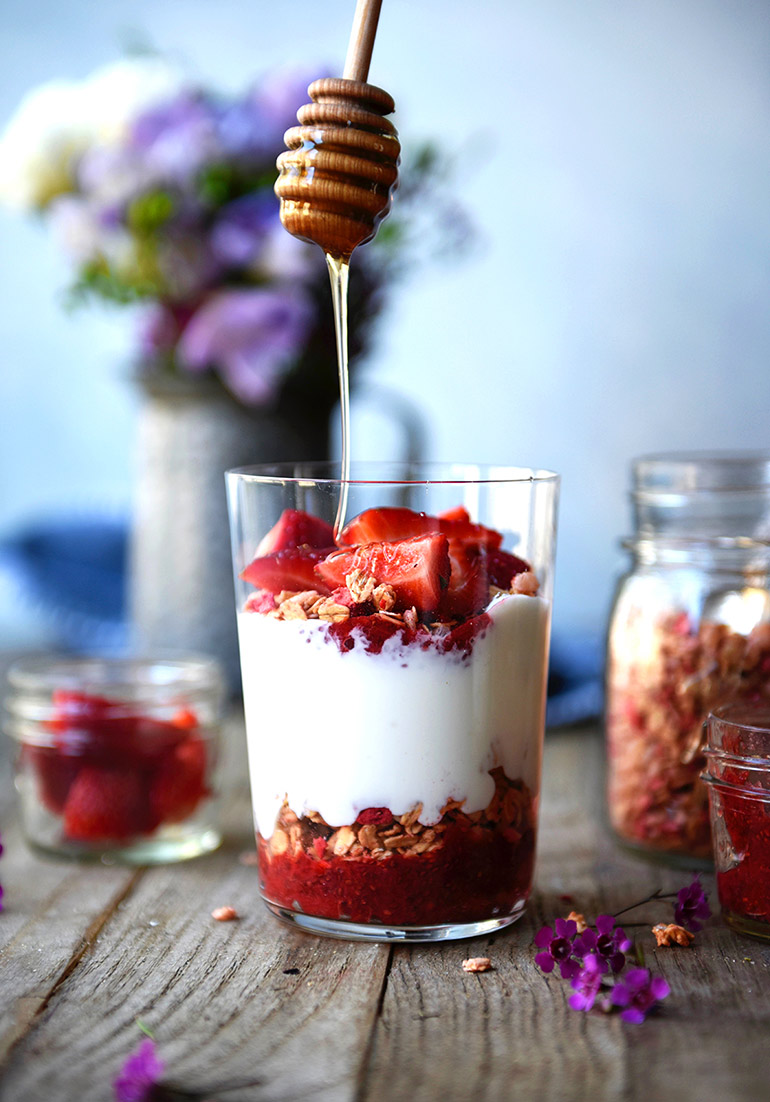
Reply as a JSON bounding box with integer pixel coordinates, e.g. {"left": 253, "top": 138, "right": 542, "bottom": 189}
{"left": 1, "top": 721, "right": 769, "bottom": 1102}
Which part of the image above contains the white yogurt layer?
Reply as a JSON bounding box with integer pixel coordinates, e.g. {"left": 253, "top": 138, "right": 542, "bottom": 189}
{"left": 238, "top": 593, "right": 550, "bottom": 836}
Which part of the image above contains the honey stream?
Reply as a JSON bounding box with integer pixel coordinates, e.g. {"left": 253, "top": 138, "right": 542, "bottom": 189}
{"left": 326, "top": 253, "right": 352, "bottom": 540}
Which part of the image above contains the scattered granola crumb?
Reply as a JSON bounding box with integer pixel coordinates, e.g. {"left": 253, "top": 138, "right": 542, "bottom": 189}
{"left": 652, "top": 922, "right": 694, "bottom": 947}
{"left": 239, "top": 850, "right": 260, "bottom": 866}
{"left": 212, "top": 905, "right": 239, "bottom": 922}
{"left": 567, "top": 911, "right": 588, "bottom": 934}
{"left": 462, "top": 957, "right": 492, "bottom": 973}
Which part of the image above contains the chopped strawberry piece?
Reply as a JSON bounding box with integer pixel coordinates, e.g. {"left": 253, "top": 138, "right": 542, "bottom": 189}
{"left": 440, "top": 613, "right": 492, "bottom": 656}
{"left": 256, "top": 509, "right": 335, "bottom": 555}
{"left": 356, "top": 807, "right": 394, "bottom": 826}
{"left": 340, "top": 505, "right": 503, "bottom": 552}
{"left": 150, "top": 735, "right": 209, "bottom": 824}
{"left": 63, "top": 766, "right": 154, "bottom": 842}
{"left": 49, "top": 690, "right": 187, "bottom": 766}
{"left": 339, "top": 506, "right": 438, "bottom": 546}
{"left": 486, "top": 548, "right": 530, "bottom": 589}
{"left": 328, "top": 615, "right": 416, "bottom": 655}
{"left": 439, "top": 516, "right": 503, "bottom": 550}
{"left": 240, "top": 546, "right": 334, "bottom": 595}
{"left": 245, "top": 591, "right": 278, "bottom": 614}
{"left": 25, "top": 744, "right": 80, "bottom": 814}
{"left": 438, "top": 541, "right": 490, "bottom": 620}
{"left": 438, "top": 505, "right": 471, "bottom": 523}
{"left": 316, "top": 533, "right": 450, "bottom": 615}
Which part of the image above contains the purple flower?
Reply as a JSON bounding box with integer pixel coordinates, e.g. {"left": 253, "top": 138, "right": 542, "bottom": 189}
{"left": 130, "top": 92, "right": 221, "bottom": 182}
{"left": 211, "top": 193, "right": 277, "bottom": 268}
{"left": 177, "top": 285, "right": 315, "bottom": 404}
{"left": 113, "top": 1038, "right": 164, "bottom": 1102}
{"left": 575, "top": 914, "right": 632, "bottom": 974}
{"left": 569, "top": 954, "right": 605, "bottom": 1012}
{"left": 611, "top": 967, "right": 670, "bottom": 1024}
{"left": 674, "top": 877, "right": 711, "bottom": 932}
{"left": 215, "top": 69, "right": 326, "bottom": 160}
{"left": 534, "top": 918, "right": 581, "bottom": 980}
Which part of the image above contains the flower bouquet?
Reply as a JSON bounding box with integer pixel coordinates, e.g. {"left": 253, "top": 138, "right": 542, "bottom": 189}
{"left": 0, "top": 54, "right": 463, "bottom": 678}
{"left": 0, "top": 54, "right": 454, "bottom": 421}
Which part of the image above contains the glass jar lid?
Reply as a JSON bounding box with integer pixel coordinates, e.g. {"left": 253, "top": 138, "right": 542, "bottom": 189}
{"left": 631, "top": 451, "right": 770, "bottom": 540}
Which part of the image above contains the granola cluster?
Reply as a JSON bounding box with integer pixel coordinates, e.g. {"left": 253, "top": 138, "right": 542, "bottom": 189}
{"left": 606, "top": 613, "right": 770, "bottom": 858}
{"left": 262, "top": 766, "right": 534, "bottom": 864}
{"left": 248, "top": 567, "right": 539, "bottom": 629}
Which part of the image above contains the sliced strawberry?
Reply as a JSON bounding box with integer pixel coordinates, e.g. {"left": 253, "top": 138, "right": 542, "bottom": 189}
{"left": 240, "top": 546, "right": 334, "bottom": 595}
{"left": 439, "top": 516, "right": 503, "bottom": 550}
{"left": 49, "top": 691, "right": 188, "bottom": 767}
{"left": 487, "top": 548, "right": 530, "bottom": 589}
{"left": 63, "top": 766, "right": 154, "bottom": 842}
{"left": 438, "top": 505, "right": 471, "bottom": 523}
{"left": 25, "top": 744, "right": 80, "bottom": 815}
{"left": 438, "top": 541, "right": 490, "bottom": 620}
{"left": 440, "top": 612, "right": 492, "bottom": 656}
{"left": 316, "top": 533, "right": 450, "bottom": 615}
{"left": 245, "top": 591, "right": 277, "bottom": 614}
{"left": 356, "top": 807, "right": 394, "bottom": 826}
{"left": 151, "top": 735, "right": 209, "bottom": 824}
{"left": 328, "top": 615, "right": 418, "bottom": 655}
{"left": 255, "top": 509, "right": 335, "bottom": 556}
{"left": 339, "top": 506, "right": 437, "bottom": 546}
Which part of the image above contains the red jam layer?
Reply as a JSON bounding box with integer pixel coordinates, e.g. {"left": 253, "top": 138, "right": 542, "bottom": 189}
{"left": 257, "top": 810, "right": 536, "bottom": 927}
{"left": 713, "top": 788, "right": 770, "bottom": 929}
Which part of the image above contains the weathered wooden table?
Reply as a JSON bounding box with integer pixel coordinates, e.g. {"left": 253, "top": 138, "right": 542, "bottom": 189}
{"left": 1, "top": 711, "right": 768, "bottom": 1102}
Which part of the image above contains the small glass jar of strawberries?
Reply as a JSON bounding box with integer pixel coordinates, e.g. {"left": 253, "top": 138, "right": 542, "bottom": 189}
{"left": 4, "top": 655, "right": 224, "bottom": 862}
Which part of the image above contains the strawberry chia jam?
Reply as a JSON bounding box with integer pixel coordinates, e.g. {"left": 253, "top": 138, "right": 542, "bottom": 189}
{"left": 704, "top": 702, "right": 770, "bottom": 941}
{"left": 231, "top": 497, "right": 554, "bottom": 937}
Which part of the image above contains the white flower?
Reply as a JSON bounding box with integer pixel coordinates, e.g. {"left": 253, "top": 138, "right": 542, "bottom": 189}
{"left": 0, "top": 55, "right": 186, "bottom": 211}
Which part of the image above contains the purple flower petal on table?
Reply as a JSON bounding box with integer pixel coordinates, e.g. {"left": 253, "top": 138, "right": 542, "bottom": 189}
{"left": 611, "top": 967, "right": 670, "bottom": 1024}
{"left": 178, "top": 286, "right": 315, "bottom": 404}
{"left": 569, "top": 954, "right": 604, "bottom": 1012}
{"left": 533, "top": 920, "right": 580, "bottom": 978}
{"left": 113, "top": 1038, "right": 164, "bottom": 1102}
{"left": 533, "top": 925, "right": 554, "bottom": 949}
{"left": 534, "top": 951, "right": 555, "bottom": 974}
{"left": 554, "top": 917, "right": 578, "bottom": 939}
{"left": 674, "top": 876, "right": 711, "bottom": 932}
{"left": 589, "top": 914, "right": 632, "bottom": 973}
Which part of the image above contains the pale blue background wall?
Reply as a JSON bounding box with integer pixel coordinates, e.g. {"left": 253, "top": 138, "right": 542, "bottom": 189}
{"left": 1, "top": 0, "right": 769, "bottom": 647}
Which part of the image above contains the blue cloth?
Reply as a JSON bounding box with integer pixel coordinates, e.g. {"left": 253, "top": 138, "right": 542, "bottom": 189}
{"left": 0, "top": 516, "right": 128, "bottom": 654}
{"left": 0, "top": 517, "right": 604, "bottom": 723}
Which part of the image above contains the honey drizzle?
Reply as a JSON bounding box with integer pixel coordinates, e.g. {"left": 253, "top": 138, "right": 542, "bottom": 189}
{"left": 326, "top": 252, "right": 352, "bottom": 540}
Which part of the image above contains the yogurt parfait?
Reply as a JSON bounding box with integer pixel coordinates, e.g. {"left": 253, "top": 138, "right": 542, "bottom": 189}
{"left": 227, "top": 463, "right": 559, "bottom": 941}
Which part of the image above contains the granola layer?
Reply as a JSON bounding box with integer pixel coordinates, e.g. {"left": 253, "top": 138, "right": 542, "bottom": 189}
{"left": 257, "top": 769, "right": 536, "bottom": 926}
{"left": 606, "top": 613, "right": 770, "bottom": 859}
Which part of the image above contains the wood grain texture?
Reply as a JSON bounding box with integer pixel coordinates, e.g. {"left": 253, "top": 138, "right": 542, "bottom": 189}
{"left": 1, "top": 719, "right": 769, "bottom": 1102}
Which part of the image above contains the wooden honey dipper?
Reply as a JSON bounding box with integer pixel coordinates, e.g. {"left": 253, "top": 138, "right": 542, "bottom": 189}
{"left": 275, "top": 0, "right": 400, "bottom": 260}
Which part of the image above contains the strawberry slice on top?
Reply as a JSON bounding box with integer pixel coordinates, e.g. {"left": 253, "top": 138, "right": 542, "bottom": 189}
{"left": 340, "top": 505, "right": 503, "bottom": 552}
{"left": 241, "top": 546, "right": 334, "bottom": 596}
{"left": 339, "top": 506, "right": 438, "bottom": 546}
{"left": 438, "top": 541, "right": 490, "bottom": 620}
{"left": 316, "top": 533, "right": 451, "bottom": 615}
{"left": 256, "top": 509, "right": 335, "bottom": 556}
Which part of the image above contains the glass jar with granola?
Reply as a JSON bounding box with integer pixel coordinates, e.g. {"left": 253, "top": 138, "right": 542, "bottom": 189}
{"left": 605, "top": 453, "right": 770, "bottom": 863}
